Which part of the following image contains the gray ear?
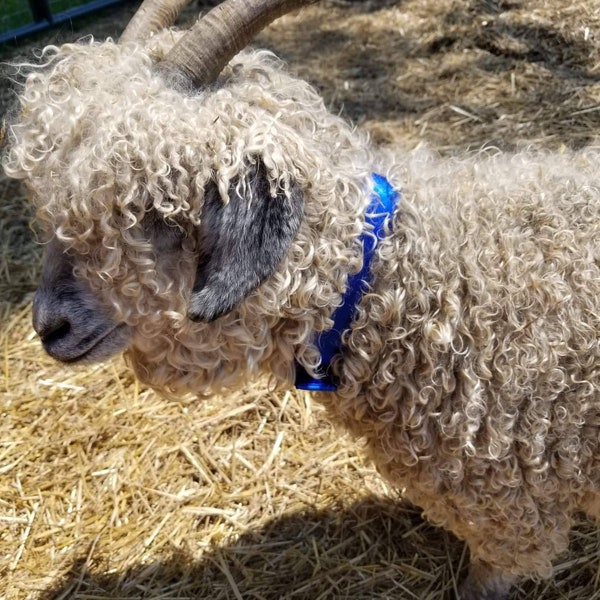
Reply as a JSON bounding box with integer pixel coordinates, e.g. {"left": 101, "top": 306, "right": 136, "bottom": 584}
{"left": 188, "top": 161, "right": 303, "bottom": 322}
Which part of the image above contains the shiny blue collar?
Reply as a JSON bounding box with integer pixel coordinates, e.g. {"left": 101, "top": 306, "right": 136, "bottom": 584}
{"left": 295, "top": 173, "right": 400, "bottom": 392}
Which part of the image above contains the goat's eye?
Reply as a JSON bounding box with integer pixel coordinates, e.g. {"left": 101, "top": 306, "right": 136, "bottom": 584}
{"left": 145, "top": 215, "right": 186, "bottom": 255}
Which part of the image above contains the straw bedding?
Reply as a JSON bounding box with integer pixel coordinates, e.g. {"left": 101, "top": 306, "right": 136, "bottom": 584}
{"left": 1, "top": 0, "right": 600, "bottom": 598}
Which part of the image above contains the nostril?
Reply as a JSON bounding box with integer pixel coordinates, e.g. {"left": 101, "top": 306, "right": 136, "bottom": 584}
{"left": 39, "top": 319, "right": 72, "bottom": 345}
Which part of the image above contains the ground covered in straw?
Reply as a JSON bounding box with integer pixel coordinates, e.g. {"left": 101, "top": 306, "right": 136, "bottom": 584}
{"left": 1, "top": 0, "right": 600, "bottom": 598}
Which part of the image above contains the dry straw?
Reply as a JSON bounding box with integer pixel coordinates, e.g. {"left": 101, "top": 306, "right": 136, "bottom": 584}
{"left": 1, "top": 0, "right": 600, "bottom": 598}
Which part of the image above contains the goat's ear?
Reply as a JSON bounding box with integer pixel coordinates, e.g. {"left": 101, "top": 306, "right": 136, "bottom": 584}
{"left": 188, "top": 161, "right": 303, "bottom": 322}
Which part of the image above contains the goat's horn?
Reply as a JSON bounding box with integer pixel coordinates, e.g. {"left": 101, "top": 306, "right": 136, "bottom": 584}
{"left": 120, "top": 0, "right": 191, "bottom": 44}
{"left": 163, "top": 0, "right": 317, "bottom": 87}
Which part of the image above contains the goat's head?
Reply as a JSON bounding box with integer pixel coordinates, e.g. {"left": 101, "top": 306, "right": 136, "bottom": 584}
{"left": 31, "top": 154, "right": 304, "bottom": 364}
{"left": 4, "top": 0, "right": 370, "bottom": 392}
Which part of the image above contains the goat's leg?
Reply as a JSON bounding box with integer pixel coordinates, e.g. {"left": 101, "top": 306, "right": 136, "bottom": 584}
{"left": 458, "top": 559, "right": 518, "bottom": 600}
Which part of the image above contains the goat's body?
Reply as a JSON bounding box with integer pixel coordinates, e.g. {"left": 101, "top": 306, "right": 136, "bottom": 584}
{"left": 4, "top": 34, "right": 600, "bottom": 597}
{"left": 328, "top": 150, "right": 600, "bottom": 578}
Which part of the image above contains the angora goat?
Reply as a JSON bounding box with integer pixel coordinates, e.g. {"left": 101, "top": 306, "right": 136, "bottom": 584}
{"left": 4, "top": 0, "right": 600, "bottom": 598}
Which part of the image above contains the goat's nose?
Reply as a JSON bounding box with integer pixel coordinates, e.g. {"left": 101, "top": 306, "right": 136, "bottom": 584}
{"left": 36, "top": 317, "right": 72, "bottom": 344}
{"left": 32, "top": 292, "right": 72, "bottom": 345}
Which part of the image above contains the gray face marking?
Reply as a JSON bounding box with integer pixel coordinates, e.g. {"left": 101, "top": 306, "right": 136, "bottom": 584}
{"left": 32, "top": 237, "right": 132, "bottom": 363}
{"left": 32, "top": 214, "right": 189, "bottom": 364}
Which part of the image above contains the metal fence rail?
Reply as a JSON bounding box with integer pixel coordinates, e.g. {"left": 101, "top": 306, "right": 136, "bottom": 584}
{"left": 0, "top": 0, "right": 128, "bottom": 44}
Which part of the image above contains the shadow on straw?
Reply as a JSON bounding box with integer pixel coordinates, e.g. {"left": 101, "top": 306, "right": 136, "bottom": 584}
{"left": 38, "top": 494, "right": 600, "bottom": 600}
{"left": 41, "top": 495, "right": 467, "bottom": 600}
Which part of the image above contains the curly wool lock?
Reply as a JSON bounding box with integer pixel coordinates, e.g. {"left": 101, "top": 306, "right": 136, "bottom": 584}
{"left": 5, "top": 31, "right": 600, "bottom": 596}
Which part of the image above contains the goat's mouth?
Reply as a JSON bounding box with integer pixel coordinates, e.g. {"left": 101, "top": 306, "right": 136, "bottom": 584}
{"left": 42, "top": 323, "right": 131, "bottom": 364}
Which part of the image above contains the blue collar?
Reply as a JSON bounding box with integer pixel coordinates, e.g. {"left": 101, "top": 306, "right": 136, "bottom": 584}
{"left": 295, "top": 173, "right": 400, "bottom": 392}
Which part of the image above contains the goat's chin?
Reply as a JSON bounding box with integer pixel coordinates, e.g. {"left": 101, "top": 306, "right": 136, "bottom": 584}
{"left": 44, "top": 323, "right": 132, "bottom": 365}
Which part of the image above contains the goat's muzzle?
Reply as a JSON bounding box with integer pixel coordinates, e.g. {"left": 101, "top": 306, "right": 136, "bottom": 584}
{"left": 32, "top": 289, "right": 131, "bottom": 364}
